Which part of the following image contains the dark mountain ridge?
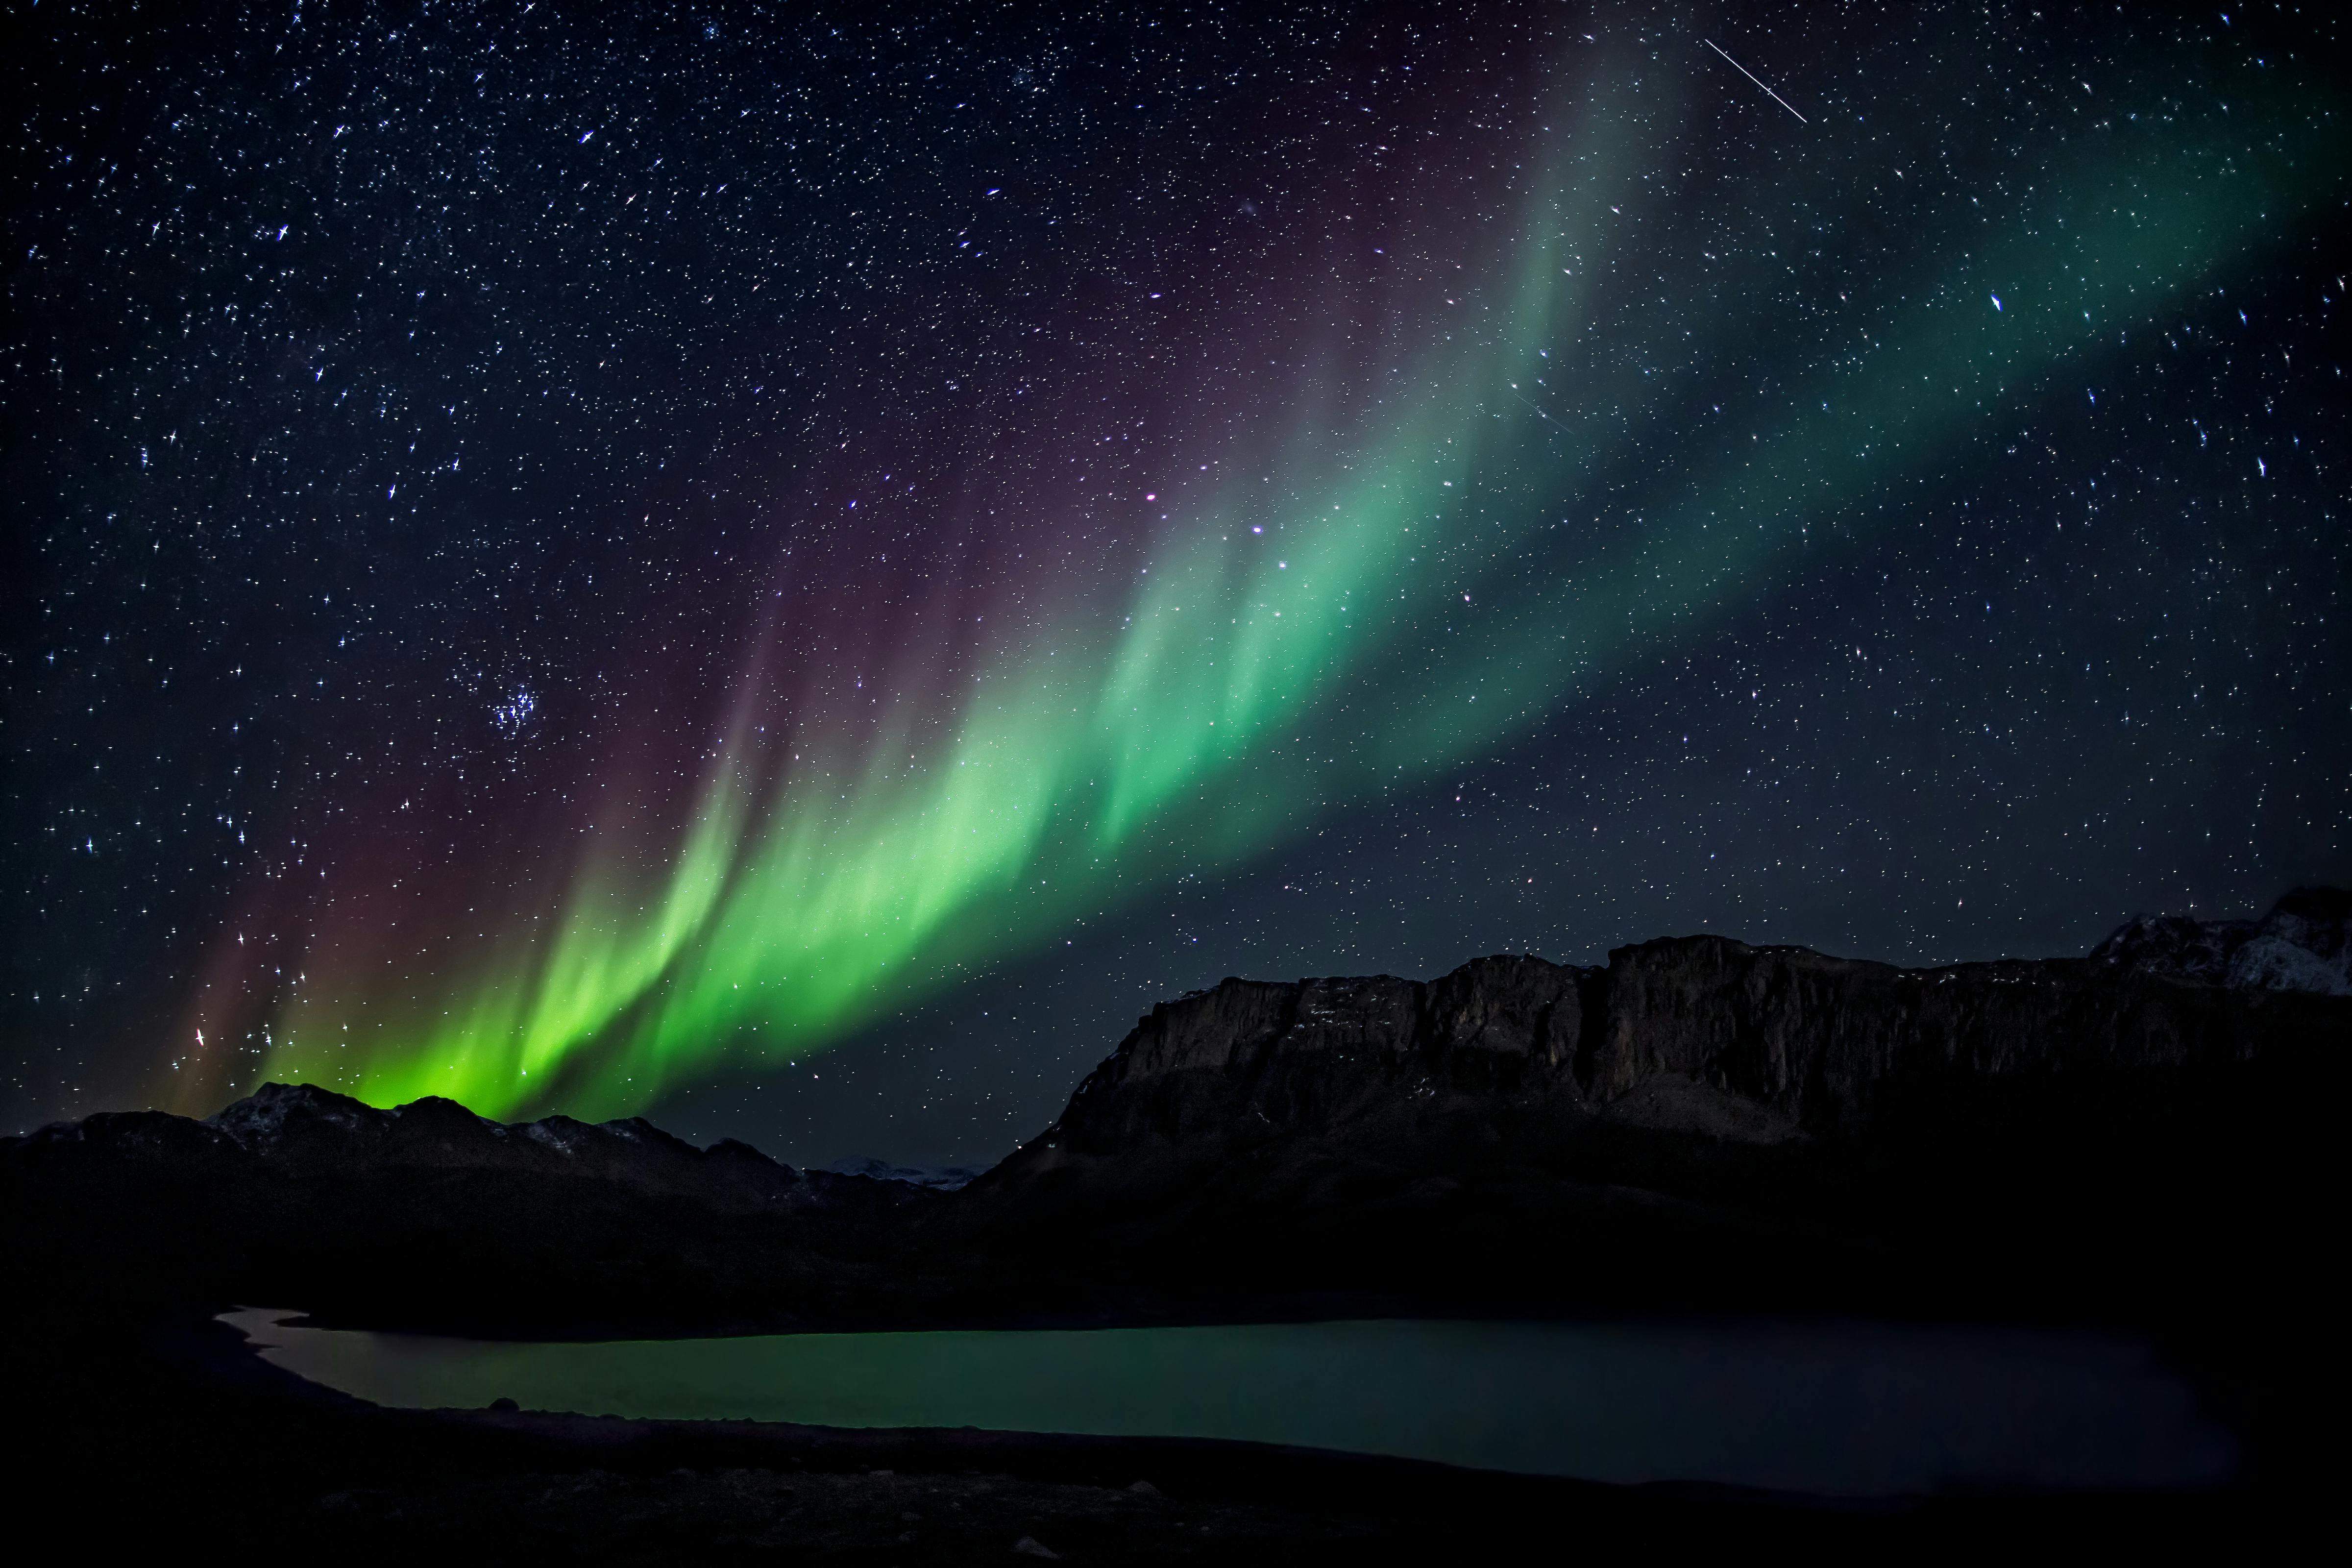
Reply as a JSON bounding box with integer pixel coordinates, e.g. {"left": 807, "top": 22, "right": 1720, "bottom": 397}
{"left": 7, "top": 890, "right": 2347, "bottom": 1336}
{"left": 956, "top": 904, "right": 2348, "bottom": 1324}
{"left": 983, "top": 917, "right": 2347, "bottom": 1202}
{"left": 4, "top": 1082, "right": 943, "bottom": 1336}
{"left": 2088, "top": 884, "right": 2351, "bottom": 995}
{"left": 203, "top": 1079, "right": 903, "bottom": 1213}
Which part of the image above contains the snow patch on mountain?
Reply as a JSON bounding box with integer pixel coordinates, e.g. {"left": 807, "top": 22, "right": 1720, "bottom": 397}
{"left": 2091, "top": 886, "right": 2351, "bottom": 996}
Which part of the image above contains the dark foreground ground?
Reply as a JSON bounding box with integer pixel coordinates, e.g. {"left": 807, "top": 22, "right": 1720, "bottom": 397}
{"left": 13, "top": 917, "right": 2345, "bottom": 1557}
{"left": 4, "top": 1296, "right": 2314, "bottom": 1566}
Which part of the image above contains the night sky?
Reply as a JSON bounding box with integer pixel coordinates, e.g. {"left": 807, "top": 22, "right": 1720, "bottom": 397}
{"left": 5, "top": 1, "right": 2346, "bottom": 1165}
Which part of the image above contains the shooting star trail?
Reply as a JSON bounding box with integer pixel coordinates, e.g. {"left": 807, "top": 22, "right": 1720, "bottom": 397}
{"left": 1704, "top": 39, "right": 1808, "bottom": 123}
{"left": 1504, "top": 387, "right": 1559, "bottom": 427}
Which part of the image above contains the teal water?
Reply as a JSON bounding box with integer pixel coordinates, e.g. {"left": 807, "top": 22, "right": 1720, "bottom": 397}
{"left": 222, "top": 1308, "right": 2237, "bottom": 1497}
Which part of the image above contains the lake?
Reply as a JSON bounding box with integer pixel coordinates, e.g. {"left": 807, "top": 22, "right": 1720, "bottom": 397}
{"left": 222, "top": 1308, "right": 2237, "bottom": 1497}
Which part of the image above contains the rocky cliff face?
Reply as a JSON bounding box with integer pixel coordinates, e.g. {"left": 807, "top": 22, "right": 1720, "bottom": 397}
{"left": 985, "top": 922, "right": 2348, "bottom": 1203}
{"left": 961, "top": 905, "right": 2348, "bottom": 1317}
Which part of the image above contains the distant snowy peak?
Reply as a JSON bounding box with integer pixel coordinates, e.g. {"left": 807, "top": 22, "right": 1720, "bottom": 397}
{"left": 193, "top": 1081, "right": 845, "bottom": 1213}
{"left": 193, "top": 1085, "right": 971, "bottom": 1204}
{"left": 825, "top": 1155, "right": 981, "bottom": 1192}
{"left": 207, "top": 1078, "right": 396, "bottom": 1148}
{"left": 2091, "top": 886, "right": 2351, "bottom": 997}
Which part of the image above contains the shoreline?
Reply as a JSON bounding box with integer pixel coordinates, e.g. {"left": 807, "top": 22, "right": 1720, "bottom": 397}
{"left": 4, "top": 1291, "right": 2306, "bottom": 1559}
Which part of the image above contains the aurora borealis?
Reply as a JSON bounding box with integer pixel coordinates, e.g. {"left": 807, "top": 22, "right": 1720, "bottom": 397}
{"left": 7, "top": 2, "right": 2349, "bottom": 1159}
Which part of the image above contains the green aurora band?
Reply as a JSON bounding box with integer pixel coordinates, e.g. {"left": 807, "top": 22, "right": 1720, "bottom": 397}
{"left": 248, "top": 74, "right": 2335, "bottom": 1120}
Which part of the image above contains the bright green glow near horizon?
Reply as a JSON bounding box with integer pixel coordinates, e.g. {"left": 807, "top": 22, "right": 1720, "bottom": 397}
{"left": 260, "top": 93, "right": 2324, "bottom": 1120}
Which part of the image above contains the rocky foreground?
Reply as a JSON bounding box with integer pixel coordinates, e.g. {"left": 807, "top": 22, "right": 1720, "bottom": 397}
{"left": 5, "top": 890, "right": 2346, "bottom": 1553}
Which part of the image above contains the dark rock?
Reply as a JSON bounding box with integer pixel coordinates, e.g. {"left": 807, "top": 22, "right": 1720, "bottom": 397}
{"left": 967, "top": 918, "right": 2350, "bottom": 1320}
{"left": 982, "top": 928, "right": 2342, "bottom": 1202}
{"left": 2090, "top": 886, "right": 2351, "bottom": 996}
{"left": 12, "top": 1106, "right": 248, "bottom": 1169}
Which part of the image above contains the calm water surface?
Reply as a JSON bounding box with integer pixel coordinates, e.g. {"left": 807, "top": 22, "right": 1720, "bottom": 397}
{"left": 223, "top": 1308, "right": 2236, "bottom": 1497}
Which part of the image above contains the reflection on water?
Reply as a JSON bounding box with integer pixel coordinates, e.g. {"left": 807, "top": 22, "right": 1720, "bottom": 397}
{"left": 222, "top": 1308, "right": 2236, "bottom": 1497}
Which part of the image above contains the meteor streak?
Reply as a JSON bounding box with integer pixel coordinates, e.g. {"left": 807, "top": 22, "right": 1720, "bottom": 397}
{"left": 1704, "top": 39, "right": 1808, "bottom": 123}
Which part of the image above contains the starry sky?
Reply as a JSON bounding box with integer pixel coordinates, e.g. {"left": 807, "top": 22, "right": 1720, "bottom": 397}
{"left": 4, "top": 0, "right": 2347, "bottom": 1164}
